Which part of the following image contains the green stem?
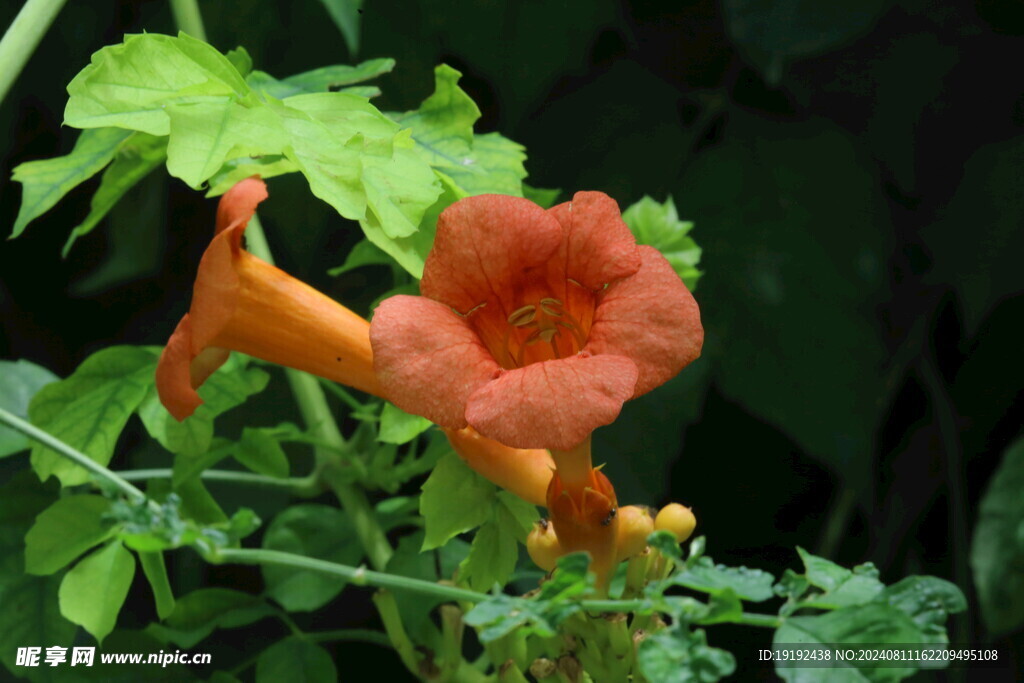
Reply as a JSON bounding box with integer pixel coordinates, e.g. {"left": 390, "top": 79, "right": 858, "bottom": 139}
{"left": 0, "top": 406, "right": 146, "bottom": 503}
{"left": 0, "top": 0, "right": 67, "bottom": 106}
{"left": 216, "top": 548, "right": 482, "bottom": 602}
{"left": 243, "top": 213, "right": 393, "bottom": 570}
{"left": 169, "top": 0, "right": 207, "bottom": 41}
{"left": 116, "top": 467, "right": 317, "bottom": 493}
{"left": 212, "top": 545, "right": 784, "bottom": 627}
{"left": 373, "top": 590, "right": 423, "bottom": 676}
{"left": 318, "top": 376, "right": 369, "bottom": 413}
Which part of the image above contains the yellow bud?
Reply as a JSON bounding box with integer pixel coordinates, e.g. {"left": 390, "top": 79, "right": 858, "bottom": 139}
{"left": 526, "top": 519, "right": 562, "bottom": 572}
{"left": 654, "top": 503, "right": 696, "bottom": 542}
{"left": 615, "top": 505, "right": 654, "bottom": 561}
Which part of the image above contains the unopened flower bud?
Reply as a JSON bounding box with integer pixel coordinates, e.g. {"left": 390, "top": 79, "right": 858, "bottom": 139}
{"left": 529, "top": 658, "right": 558, "bottom": 680}
{"left": 654, "top": 503, "right": 696, "bottom": 542}
{"left": 526, "top": 519, "right": 562, "bottom": 571}
{"left": 615, "top": 505, "right": 654, "bottom": 561}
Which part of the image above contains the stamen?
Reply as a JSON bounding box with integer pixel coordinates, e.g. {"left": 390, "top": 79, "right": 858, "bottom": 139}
{"left": 539, "top": 297, "right": 563, "bottom": 316}
{"left": 508, "top": 305, "right": 537, "bottom": 327}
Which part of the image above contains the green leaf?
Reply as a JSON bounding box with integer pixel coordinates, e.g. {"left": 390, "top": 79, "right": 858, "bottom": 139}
{"left": 722, "top": 0, "right": 889, "bottom": 83}
{"left": 328, "top": 238, "right": 392, "bottom": 276}
{"left": 65, "top": 32, "right": 248, "bottom": 136}
{"left": 251, "top": 59, "right": 394, "bottom": 99}
{"left": 384, "top": 531, "right": 470, "bottom": 646}
{"left": 175, "top": 477, "right": 228, "bottom": 526}
{"left": 256, "top": 636, "right": 337, "bottom": 683}
{"left": 10, "top": 127, "right": 132, "bottom": 239}
{"left": 875, "top": 576, "right": 965, "bottom": 641}
{"left": 794, "top": 547, "right": 884, "bottom": 610}
{"left": 362, "top": 170, "right": 465, "bottom": 279}
{"left": 138, "top": 355, "right": 269, "bottom": 457}
{"left": 233, "top": 427, "right": 290, "bottom": 478}
{"left": 378, "top": 401, "right": 432, "bottom": 444}
{"left": 671, "top": 556, "right": 775, "bottom": 602}
{"left": 138, "top": 551, "right": 176, "bottom": 620}
{"left": 0, "top": 359, "right": 58, "bottom": 457}
{"left": 152, "top": 587, "right": 272, "bottom": 648}
{"left": 970, "top": 437, "right": 1024, "bottom": 635}
{"left": 25, "top": 495, "right": 114, "bottom": 575}
{"left": 316, "top": 0, "right": 364, "bottom": 56}
{"left": 773, "top": 604, "right": 926, "bottom": 682}
{"left": 226, "top": 46, "right": 253, "bottom": 77}
{"left": 464, "top": 553, "right": 594, "bottom": 643}
{"left": 637, "top": 626, "right": 736, "bottom": 683}
{"left": 522, "top": 184, "right": 562, "bottom": 209}
{"left": 622, "top": 195, "right": 703, "bottom": 290}
{"left": 262, "top": 504, "right": 362, "bottom": 611}
{"left": 648, "top": 529, "right": 684, "bottom": 562}
{"left": 29, "top": 346, "right": 159, "bottom": 486}
{"left": 675, "top": 116, "right": 891, "bottom": 485}
{"left": 393, "top": 64, "right": 527, "bottom": 198}
{"left": 0, "top": 472, "right": 75, "bottom": 682}
{"left": 206, "top": 154, "right": 299, "bottom": 196}
{"left": 0, "top": 574, "right": 76, "bottom": 681}
{"left": 62, "top": 132, "right": 168, "bottom": 255}
{"left": 420, "top": 451, "right": 496, "bottom": 550}
{"left": 458, "top": 492, "right": 536, "bottom": 593}
{"left": 924, "top": 136, "right": 1024, "bottom": 333}
{"left": 59, "top": 540, "right": 136, "bottom": 644}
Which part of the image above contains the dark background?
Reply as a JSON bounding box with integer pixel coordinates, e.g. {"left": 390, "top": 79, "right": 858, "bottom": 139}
{"left": 1, "top": 0, "right": 1022, "bottom": 680}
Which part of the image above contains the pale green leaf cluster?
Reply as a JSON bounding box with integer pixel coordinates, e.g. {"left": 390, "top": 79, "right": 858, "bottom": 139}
{"left": 13, "top": 33, "right": 440, "bottom": 274}
{"left": 63, "top": 33, "right": 440, "bottom": 247}
{"left": 622, "top": 194, "right": 703, "bottom": 290}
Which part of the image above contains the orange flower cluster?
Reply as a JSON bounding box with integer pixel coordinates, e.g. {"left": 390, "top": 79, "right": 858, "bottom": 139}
{"left": 157, "top": 178, "right": 703, "bottom": 589}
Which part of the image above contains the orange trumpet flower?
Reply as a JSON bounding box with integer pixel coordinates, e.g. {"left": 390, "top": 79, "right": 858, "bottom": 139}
{"left": 370, "top": 192, "right": 703, "bottom": 452}
{"left": 156, "top": 178, "right": 379, "bottom": 421}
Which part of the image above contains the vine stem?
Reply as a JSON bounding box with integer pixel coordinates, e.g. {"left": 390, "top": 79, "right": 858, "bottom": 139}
{"left": 0, "top": 0, "right": 67, "bottom": 106}
{"left": 245, "top": 214, "right": 394, "bottom": 571}
{"left": 169, "top": 0, "right": 207, "bottom": 41}
{"left": 0, "top": 406, "right": 147, "bottom": 503}
{"left": 115, "top": 467, "right": 317, "bottom": 493}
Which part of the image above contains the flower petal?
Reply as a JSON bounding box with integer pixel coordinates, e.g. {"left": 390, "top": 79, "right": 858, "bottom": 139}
{"left": 585, "top": 245, "right": 703, "bottom": 397}
{"left": 371, "top": 295, "right": 500, "bottom": 428}
{"left": 215, "top": 176, "right": 268, "bottom": 235}
{"left": 465, "top": 354, "right": 638, "bottom": 450}
{"left": 548, "top": 191, "right": 641, "bottom": 291}
{"left": 155, "top": 314, "right": 230, "bottom": 421}
{"left": 420, "top": 194, "right": 563, "bottom": 314}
